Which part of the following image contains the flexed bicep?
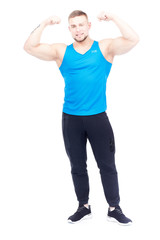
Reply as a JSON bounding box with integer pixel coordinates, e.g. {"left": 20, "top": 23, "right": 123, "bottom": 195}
{"left": 24, "top": 43, "right": 60, "bottom": 61}
{"left": 108, "top": 37, "right": 138, "bottom": 56}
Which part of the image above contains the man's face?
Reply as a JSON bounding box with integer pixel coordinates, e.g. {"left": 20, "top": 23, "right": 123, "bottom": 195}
{"left": 68, "top": 15, "right": 91, "bottom": 42}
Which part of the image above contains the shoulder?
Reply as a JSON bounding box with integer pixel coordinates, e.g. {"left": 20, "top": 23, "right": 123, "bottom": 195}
{"left": 51, "top": 43, "right": 67, "bottom": 53}
{"left": 51, "top": 43, "right": 67, "bottom": 59}
{"left": 98, "top": 39, "right": 114, "bottom": 63}
{"left": 50, "top": 43, "right": 67, "bottom": 67}
{"left": 99, "top": 39, "right": 112, "bottom": 51}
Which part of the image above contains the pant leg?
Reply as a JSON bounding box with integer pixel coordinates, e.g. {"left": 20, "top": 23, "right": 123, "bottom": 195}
{"left": 62, "top": 113, "right": 89, "bottom": 205}
{"left": 85, "top": 112, "right": 120, "bottom": 207}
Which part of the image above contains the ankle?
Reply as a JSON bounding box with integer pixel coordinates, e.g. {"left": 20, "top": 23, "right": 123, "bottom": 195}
{"left": 84, "top": 204, "right": 89, "bottom": 209}
{"left": 109, "top": 206, "right": 115, "bottom": 211}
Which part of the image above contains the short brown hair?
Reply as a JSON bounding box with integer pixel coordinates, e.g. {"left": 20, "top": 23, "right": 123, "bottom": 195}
{"left": 68, "top": 10, "right": 88, "bottom": 21}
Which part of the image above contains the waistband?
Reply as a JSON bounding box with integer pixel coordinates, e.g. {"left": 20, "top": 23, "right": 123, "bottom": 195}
{"left": 62, "top": 111, "right": 106, "bottom": 117}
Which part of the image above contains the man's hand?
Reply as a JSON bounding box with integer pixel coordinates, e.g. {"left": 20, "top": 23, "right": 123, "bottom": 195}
{"left": 42, "top": 16, "right": 61, "bottom": 26}
{"left": 97, "top": 12, "right": 114, "bottom": 22}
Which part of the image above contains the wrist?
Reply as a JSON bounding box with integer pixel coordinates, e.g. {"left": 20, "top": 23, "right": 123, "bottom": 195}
{"left": 40, "top": 21, "right": 48, "bottom": 28}
{"left": 108, "top": 13, "right": 118, "bottom": 21}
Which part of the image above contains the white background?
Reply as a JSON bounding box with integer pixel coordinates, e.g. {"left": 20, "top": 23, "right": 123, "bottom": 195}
{"left": 0, "top": 0, "right": 160, "bottom": 239}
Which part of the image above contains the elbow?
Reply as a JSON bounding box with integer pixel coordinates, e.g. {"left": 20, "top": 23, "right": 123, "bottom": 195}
{"left": 23, "top": 43, "right": 35, "bottom": 56}
{"left": 23, "top": 45, "right": 28, "bottom": 53}
{"left": 130, "top": 36, "right": 139, "bottom": 49}
{"left": 135, "top": 37, "right": 140, "bottom": 45}
{"left": 23, "top": 41, "right": 30, "bottom": 53}
{"left": 134, "top": 34, "right": 140, "bottom": 46}
{"left": 23, "top": 39, "right": 35, "bottom": 54}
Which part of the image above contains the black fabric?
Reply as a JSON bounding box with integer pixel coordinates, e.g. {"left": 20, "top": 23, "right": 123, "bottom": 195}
{"left": 62, "top": 111, "right": 120, "bottom": 206}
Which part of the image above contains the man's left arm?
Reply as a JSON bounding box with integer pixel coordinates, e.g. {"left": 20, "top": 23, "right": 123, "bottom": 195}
{"left": 98, "top": 12, "right": 139, "bottom": 57}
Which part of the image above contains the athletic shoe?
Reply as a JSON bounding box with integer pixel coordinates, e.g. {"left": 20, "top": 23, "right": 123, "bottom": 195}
{"left": 68, "top": 205, "right": 92, "bottom": 223}
{"left": 107, "top": 206, "right": 132, "bottom": 226}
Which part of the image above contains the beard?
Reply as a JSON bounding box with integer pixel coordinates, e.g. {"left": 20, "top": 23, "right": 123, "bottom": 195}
{"left": 74, "top": 34, "right": 88, "bottom": 43}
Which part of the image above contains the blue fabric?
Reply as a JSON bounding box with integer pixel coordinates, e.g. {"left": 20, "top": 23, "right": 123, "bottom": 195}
{"left": 59, "top": 41, "right": 112, "bottom": 116}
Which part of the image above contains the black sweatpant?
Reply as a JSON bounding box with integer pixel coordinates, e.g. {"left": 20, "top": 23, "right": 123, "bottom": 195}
{"left": 62, "top": 111, "right": 120, "bottom": 207}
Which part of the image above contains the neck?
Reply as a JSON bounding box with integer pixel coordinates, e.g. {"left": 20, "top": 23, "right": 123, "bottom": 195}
{"left": 73, "top": 37, "right": 94, "bottom": 54}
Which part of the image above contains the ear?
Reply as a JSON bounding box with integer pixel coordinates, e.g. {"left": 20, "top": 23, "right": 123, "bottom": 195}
{"left": 68, "top": 26, "right": 71, "bottom": 32}
{"left": 88, "top": 22, "right": 91, "bottom": 29}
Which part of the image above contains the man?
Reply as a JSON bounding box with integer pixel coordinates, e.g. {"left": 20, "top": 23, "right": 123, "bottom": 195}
{"left": 24, "top": 10, "right": 139, "bottom": 225}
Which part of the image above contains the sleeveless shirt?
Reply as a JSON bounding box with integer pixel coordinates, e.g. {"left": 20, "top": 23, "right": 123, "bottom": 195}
{"left": 59, "top": 40, "right": 112, "bottom": 116}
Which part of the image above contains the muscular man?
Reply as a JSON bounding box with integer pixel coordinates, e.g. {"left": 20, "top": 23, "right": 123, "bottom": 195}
{"left": 24, "top": 10, "right": 139, "bottom": 225}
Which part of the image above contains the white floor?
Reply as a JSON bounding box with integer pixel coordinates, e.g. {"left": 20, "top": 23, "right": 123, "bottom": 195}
{"left": 1, "top": 147, "right": 159, "bottom": 240}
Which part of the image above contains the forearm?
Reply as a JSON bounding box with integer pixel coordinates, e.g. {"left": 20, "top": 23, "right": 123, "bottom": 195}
{"left": 111, "top": 14, "right": 139, "bottom": 42}
{"left": 30, "top": 23, "right": 46, "bottom": 47}
{"left": 24, "top": 22, "right": 46, "bottom": 49}
{"left": 24, "top": 16, "right": 61, "bottom": 51}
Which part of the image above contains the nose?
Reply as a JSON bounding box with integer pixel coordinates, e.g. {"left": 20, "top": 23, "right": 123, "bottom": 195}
{"left": 76, "top": 27, "right": 80, "bottom": 32}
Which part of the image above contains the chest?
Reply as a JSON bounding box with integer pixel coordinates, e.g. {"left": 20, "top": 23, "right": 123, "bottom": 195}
{"left": 64, "top": 50, "right": 102, "bottom": 72}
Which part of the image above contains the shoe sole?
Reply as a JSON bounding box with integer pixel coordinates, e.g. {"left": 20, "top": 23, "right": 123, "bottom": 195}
{"left": 107, "top": 216, "right": 132, "bottom": 226}
{"left": 68, "top": 214, "right": 92, "bottom": 224}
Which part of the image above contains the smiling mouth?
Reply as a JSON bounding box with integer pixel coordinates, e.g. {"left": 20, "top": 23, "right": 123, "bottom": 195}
{"left": 74, "top": 34, "right": 88, "bottom": 42}
{"left": 76, "top": 33, "right": 84, "bottom": 37}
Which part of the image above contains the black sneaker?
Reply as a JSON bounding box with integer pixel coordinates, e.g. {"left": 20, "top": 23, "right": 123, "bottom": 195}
{"left": 68, "top": 205, "right": 92, "bottom": 223}
{"left": 107, "top": 206, "right": 132, "bottom": 226}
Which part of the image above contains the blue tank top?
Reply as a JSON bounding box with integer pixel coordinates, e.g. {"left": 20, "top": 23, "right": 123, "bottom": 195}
{"left": 59, "top": 40, "right": 112, "bottom": 116}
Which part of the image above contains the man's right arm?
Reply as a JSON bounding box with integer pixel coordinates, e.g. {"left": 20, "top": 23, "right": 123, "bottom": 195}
{"left": 24, "top": 16, "right": 66, "bottom": 62}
